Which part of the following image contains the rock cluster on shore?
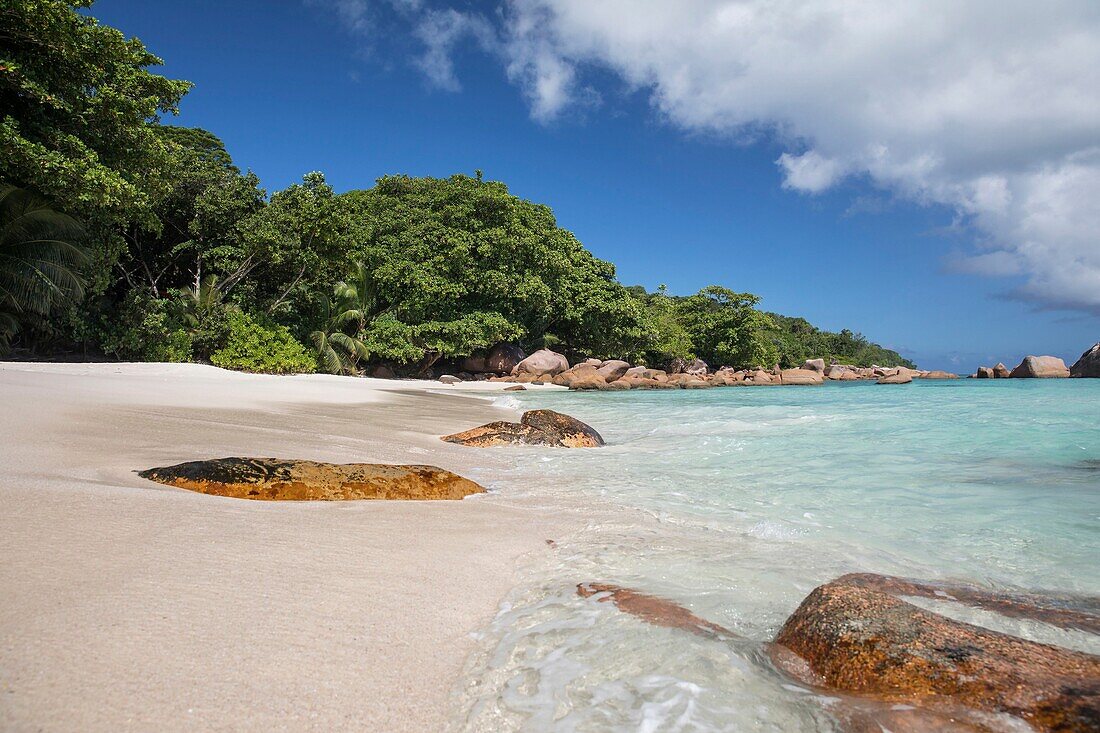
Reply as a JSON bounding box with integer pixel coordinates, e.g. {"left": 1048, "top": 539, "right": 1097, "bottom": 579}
{"left": 138, "top": 458, "right": 485, "bottom": 500}
{"left": 579, "top": 574, "right": 1100, "bottom": 732}
{"left": 435, "top": 346, "right": 959, "bottom": 390}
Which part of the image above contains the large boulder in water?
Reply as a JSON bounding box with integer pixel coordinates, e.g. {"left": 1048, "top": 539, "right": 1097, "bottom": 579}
{"left": 512, "top": 348, "right": 569, "bottom": 377}
{"left": 993, "top": 362, "right": 1010, "bottom": 378}
{"left": 1010, "top": 355, "right": 1070, "bottom": 378}
{"left": 1071, "top": 342, "right": 1100, "bottom": 377}
{"left": 442, "top": 409, "right": 604, "bottom": 448}
{"left": 775, "top": 578, "right": 1100, "bottom": 733}
{"left": 922, "top": 370, "right": 959, "bottom": 379}
{"left": 975, "top": 366, "right": 994, "bottom": 379}
{"left": 138, "top": 458, "right": 484, "bottom": 501}
{"left": 877, "top": 371, "right": 913, "bottom": 384}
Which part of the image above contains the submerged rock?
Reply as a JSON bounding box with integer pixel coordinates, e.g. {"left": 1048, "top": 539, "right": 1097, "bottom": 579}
{"left": 579, "top": 574, "right": 1100, "bottom": 732}
{"left": 442, "top": 409, "right": 604, "bottom": 448}
{"left": 577, "top": 583, "right": 732, "bottom": 639}
{"left": 138, "top": 458, "right": 484, "bottom": 501}
{"left": 1010, "top": 355, "right": 1070, "bottom": 378}
{"left": 1071, "top": 342, "right": 1100, "bottom": 377}
{"left": 776, "top": 580, "right": 1100, "bottom": 732}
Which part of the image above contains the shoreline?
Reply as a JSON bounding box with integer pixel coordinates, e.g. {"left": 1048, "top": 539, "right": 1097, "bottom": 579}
{"left": 0, "top": 362, "right": 577, "bottom": 732}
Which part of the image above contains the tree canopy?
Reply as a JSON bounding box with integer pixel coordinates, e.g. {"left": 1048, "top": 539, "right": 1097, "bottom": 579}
{"left": 0, "top": 1, "right": 916, "bottom": 374}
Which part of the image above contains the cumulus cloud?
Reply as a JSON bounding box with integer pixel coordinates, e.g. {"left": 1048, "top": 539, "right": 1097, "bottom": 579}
{"left": 315, "top": 0, "right": 1100, "bottom": 312}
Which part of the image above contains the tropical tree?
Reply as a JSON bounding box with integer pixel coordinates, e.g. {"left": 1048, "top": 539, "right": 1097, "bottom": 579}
{"left": 309, "top": 287, "right": 370, "bottom": 375}
{"left": 0, "top": 185, "right": 89, "bottom": 347}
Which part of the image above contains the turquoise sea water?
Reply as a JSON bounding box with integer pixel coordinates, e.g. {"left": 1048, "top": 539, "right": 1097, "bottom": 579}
{"left": 456, "top": 379, "right": 1100, "bottom": 732}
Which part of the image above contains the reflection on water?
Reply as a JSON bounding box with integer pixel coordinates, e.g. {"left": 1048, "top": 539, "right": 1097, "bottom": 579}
{"left": 455, "top": 379, "right": 1100, "bottom": 732}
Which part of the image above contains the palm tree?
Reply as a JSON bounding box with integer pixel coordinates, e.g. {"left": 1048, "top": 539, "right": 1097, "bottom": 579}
{"left": 174, "top": 274, "right": 228, "bottom": 328}
{"left": 310, "top": 287, "right": 370, "bottom": 375}
{"left": 0, "top": 185, "right": 89, "bottom": 347}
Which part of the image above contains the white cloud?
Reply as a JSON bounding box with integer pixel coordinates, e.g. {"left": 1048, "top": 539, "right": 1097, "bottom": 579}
{"left": 412, "top": 9, "right": 495, "bottom": 91}
{"left": 316, "top": 0, "right": 1100, "bottom": 312}
{"left": 777, "top": 151, "right": 845, "bottom": 194}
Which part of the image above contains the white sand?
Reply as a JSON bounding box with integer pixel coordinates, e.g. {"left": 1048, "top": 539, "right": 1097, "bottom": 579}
{"left": 0, "top": 363, "right": 575, "bottom": 732}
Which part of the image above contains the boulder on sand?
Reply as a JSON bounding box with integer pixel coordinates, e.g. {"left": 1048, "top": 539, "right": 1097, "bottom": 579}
{"left": 486, "top": 343, "right": 526, "bottom": 374}
{"left": 993, "top": 362, "right": 1010, "bottom": 379}
{"left": 780, "top": 368, "right": 824, "bottom": 385}
{"left": 1071, "top": 342, "right": 1100, "bottom": 377}
{"left": 512, "top": 349, "right": 570, "bottom": 377}
{"left": 1009, "top": 355, "right": 1070, "bottom": 378}
{"left": 438, "top": 374, "right": 461, "bottom": 384}
{"left": 138, "top": 458, "right": 484, "bottom": 501}
{"left": 442, "top": 409, "right": 604, "bottom": 448}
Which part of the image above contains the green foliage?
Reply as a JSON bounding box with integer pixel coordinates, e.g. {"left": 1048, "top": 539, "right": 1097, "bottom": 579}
{"left": 341, "top": 174, "right": 649, "bottom": 363}
{"left": 0, "top": 0, "right": 192, "bottom": 226}
{"left": 0, "top": 185, "right": 89, "bottom": 345}
{"left": 764, "top": 313, "right": 914, "bottom": 368}
{"left": 210, "top": 311, "right": 314, "bottom": 374}
{"left": 673, "top": 286, "right": 778, "bottom": 368}
{"left": 310, "top": 285, "right": 370, "bottom": 375}
{"left": 97, "top": 289, "right": 192, "bottom": 362}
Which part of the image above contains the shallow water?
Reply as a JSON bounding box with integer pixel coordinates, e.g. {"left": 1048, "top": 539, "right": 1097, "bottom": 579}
{"left": 454, "top": 379, "right": 1100, "bottom": 732}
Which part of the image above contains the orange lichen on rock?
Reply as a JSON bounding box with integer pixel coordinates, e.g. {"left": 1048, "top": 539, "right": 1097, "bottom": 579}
{"left": 775, "top": 580, "right": 1100, "bottom": 732}
{"left": 442, "top": 409, "right": 604, "bottom": 448}
{"left": 138, "top": 457, "right": 485, "bottom": 501}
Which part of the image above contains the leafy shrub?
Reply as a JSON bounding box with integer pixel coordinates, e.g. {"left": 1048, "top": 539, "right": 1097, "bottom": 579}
{"left": 99, "top": 290, "right": 193, "bottom": 362}
{"left": 210, "top": 311, "right": 315, "bottom": 374}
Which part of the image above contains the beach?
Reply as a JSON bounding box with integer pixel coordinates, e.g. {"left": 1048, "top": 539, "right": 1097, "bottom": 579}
{"left": 0, "top": 363, "right": 576, "bottom": 732}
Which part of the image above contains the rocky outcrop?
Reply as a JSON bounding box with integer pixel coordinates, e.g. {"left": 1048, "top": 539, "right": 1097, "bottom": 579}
{"left": 552, "top": 363, "right": 598, "bottom": 387}
{"left": 596, "top": 359, "right": 631, "bottom": 381}
{"left": 922, "top": 370, "right": 959, "bottom": 379}
{"left": 487, "top": 343, "right": 526, "bottom": 374}
{"left": 975, "top": 366, "right": 994, "bottom": 379}
{"left": 776, "top": 579, "right": 1100, "bottom": 733}
{"left": 684, "top": 358, "right": 709, "bottom": 376}
{"left": 877, "top": 371, "right": 912, "bottom": 384}
{"left": 1071, "top": 343, "right": 1100, "bottom": 377}
{"left": 441, "top": 409, "right": 604, "bottom": 448}
{"left": 780, "top": 368, "right": 824, "bottom": 385}
{"left": 993, "top": 362, "right": 1010, "bottom": 379}
{"left": 512, "top": 349, "right": 570, "bottom": 377}
{"left": 138, "top": 458, "right": 484, "bottom": 501}
{"left": 1010, "top": 355, "right": 1070, "bottom": 378}
{"left": 802, "top": 358, "right": 826, "bottom": 373}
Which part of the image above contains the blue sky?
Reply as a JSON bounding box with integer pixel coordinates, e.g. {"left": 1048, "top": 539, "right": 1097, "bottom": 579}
{"left": 94, "top": 0, "right": 1098, "bottom": 371}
